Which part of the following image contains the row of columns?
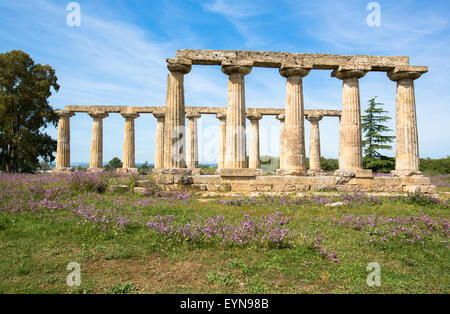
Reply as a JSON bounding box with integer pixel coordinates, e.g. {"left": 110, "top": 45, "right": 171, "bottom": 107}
{"left": 55, "top": 64, "right": 425, "bottom": 177}
{"left": 54, "top": 106, "right": 325, "bottom": 173}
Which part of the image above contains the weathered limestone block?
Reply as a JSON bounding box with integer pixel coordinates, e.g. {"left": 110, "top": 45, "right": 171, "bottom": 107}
{"left": 108, "top": 184, "right": 130, "bottom": 193}
{"left": 173, "top": 49, "right": 410, "bottom": 70}
{"left": 403, "top": 185, "right": 436, "bottom": 194}
{"left": 116, "top": 167, "right": 138, "bottom": 174}
{"left": 218, "top": 168, "right": 264, "bottom": 177}
{"left": 155, "top": 168, "right": 192, "bottom": 185}
{"left": 400, "top": 175, "right": 431, "bottom": 185}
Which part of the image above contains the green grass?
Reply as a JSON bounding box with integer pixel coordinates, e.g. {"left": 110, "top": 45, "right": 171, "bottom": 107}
{"left": 0, "top": 175, "right": 449, "bottom": 294}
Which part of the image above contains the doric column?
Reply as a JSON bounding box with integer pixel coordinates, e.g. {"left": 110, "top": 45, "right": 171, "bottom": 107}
{"left": 55, "top": 110, "right": 75, "bottom": 170}
{"left": 278, "top": 66, "right": 310, "bottom": 175}
{"left": 222, "top": 64, "right": 252, "bottom": 169}
{"left": 247, "top": 112, "right": 262, "bottom": 169}
{"left": 153, "top": 111, "right": 165, "bottom": 169}
{"left": 216, "top": 113, "right": 227, "bottom": 169}
{"left": 388, "top": 66, "right": 427, "bottom": 176}
{"left": 338, "top": 115, "right": 343, "bottom": 169}
{"left": 88, "top": 112, "right": 108, "bottom": 170}
{"left": 306, "top": 114, "right": 324, "bottom": 175}
{"left": 332, "top": 66, "right": 370, "bottom": 176}
{"left": 186, "top": 112, "right": 201, "bottom": 169}
{"left": 164, "top": 60, "right": 191, "bottom": 168}
{"left": 121, "top": 111, "right": 139, "bottom": 172}
{"left": 276, "top": 114, "right": 286, "bottom": 170}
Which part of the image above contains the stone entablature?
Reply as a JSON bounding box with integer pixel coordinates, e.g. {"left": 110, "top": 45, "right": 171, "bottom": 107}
{"left": 170, "top": 49, "right": 412, "bottom": 71}
{"left": 64, "top": 105, "right": 341, "bottom": 117}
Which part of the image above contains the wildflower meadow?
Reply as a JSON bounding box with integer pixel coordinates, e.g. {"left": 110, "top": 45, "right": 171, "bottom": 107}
{"left": 0, "top": 172, "right": 448, "bottom": 293}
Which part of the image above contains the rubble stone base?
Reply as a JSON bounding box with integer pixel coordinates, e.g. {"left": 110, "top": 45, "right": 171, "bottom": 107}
{"left": 116, "top": 168, "right": 139, "bottom": 174}
{"left": 188, "top": 175, "right": 436, "bottom": 194}
{"left": 153, "top": 168, "right": 193, "bottom": 186}
{"left": 52, "top": 167, "right": 75, "bottom": 173}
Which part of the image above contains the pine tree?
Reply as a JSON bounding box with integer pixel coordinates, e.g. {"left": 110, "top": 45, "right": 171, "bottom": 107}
{"left": 361, "top": 97, "right": 395, "bottom": 173}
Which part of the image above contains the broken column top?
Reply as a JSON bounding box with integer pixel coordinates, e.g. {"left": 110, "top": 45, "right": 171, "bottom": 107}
{"left": 168, "top": 49, "right": 425, "bottom": 72}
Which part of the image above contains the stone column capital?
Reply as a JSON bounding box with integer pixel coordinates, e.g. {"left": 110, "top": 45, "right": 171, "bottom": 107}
{"left": 88, "top": 111, "right": 109, "bottom": 119}
{"left": 152, "top": 111, "right": 165, "bottom": 120}
{"left": 121, "top": 112, "right": 139, "bottom": 119}
{"left": 388, "top": 71, "right": 423, "bottom": 82}
{"left": 279, "top": 67, "right": 311, "bottom": 78}
{"left": 331, "top": 66, "right": 370, "bottom": 80}
{"left": 167, "top": 61, "right": 192, "bottom": 74}
{"left": 276, "top": 114, "right": 285, "bottom": 121}
{"left": 246, "top": 112, "right": 262, "bottom": 121}
{"left": 55, "top": 110, "right": 75, "bottom": 118}
{"left": 216, "top": 113, "right": 226, "bottom": 120}
{"left": 306, "top": 114, "right": 323, "bottom": 122}
{"left": 221, "top": 65, "right": 252, "bottom": 76}
{"left": 186, "top": 112, "right": 201, "bottom": 120}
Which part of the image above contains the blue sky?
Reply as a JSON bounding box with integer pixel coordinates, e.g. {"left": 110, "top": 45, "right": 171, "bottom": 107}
{"left": 1, "top": 0, "right": 449, "bottom": 163}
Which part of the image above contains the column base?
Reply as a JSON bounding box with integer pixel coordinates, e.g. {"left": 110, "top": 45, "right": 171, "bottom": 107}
{"left": 154, "top": 168, "right": 193, "bottom": 186}
{"left": 190, "top": 168, "right": 202, "bottom": 175}
{"left": 116, "top": 168, "right": 139, "bottom": 174}
{"left": 53, "top": 167, "right": 75, "bottom": 173}
{"left": 87, "top": 168, "right": 105, "bottom": 172}
{"left": 154, "top": 168, "right": 192, "bottom": 175}
{"left": 391, "top": 170, "right": 423, "bottom": 177}
{"left": 306, "top": 169, "right": 326, "bottom": 176}
{"left": 335, "top": 169, "right": 373, "bottom": 178}
{"left": 276, "top": 169, "right": 306, "bottom": 176}
{"left": 218, "top": 168, "right": 264, "bottom": 177}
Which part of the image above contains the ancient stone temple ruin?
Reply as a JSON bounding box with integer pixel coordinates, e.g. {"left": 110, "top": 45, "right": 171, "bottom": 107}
{"left": 54, "top": 49, "right": 435, "bottom": 193}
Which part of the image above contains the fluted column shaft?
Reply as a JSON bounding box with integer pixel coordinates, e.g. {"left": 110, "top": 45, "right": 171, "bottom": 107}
{"left": 153, "top": 112, "right": 165, "bottom": 169}
{"left": 55, "top": 111, "right": 75, "bottom": 169}
{"left": 388, "top": 70, "right": 424, "bottom": 175}
{"left": 248, "top": 113, "right": 262, "bottom": 169}
{"left": 216, "top": 113, "right": 227, "bottom": 169}
{"left": 164, "top": 63, "right": 191, "bottom": 168}
{"left": 89, "top": 112, "right": 108, "bottom": 170}
{"left": 121, "top": 112, "right": 139, "bottom": 170}
{"left": 280, "top": 67, "right": 310, "bottom": 175}
{"left": 307, "top": 115, "right": 323, "bottom": 171}
{"left": 332, "top": 69, "right": 367, "bottom": 172}
{"left": 186, "top": 112, "right": 201, "bottom": 169}
{"left": 277, "top": 114, "right": 286, "bottom": 169}
{"left": 338, "top": 116, "right": 343, "bottom": 169}
{"left": 222, "top": 65, "right": 252, "bottom": 168}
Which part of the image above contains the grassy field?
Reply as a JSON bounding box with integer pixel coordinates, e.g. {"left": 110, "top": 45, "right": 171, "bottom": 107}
{"left": 0, "top": 172, "right": 448, "bottom": 294}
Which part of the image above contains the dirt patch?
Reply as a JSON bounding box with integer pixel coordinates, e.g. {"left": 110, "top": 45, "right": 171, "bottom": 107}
{"left": 81, "top": 252, "right": 209, "bottom": 293}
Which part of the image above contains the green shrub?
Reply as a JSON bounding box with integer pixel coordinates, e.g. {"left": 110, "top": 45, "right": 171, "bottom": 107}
{"left": 105, "top": 282, "right": 138, "bottom": 294}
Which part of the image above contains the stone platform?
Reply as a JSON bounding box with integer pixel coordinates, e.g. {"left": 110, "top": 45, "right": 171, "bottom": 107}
{"left": 151, "top": 172, "right": 436, "bottom": 194}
